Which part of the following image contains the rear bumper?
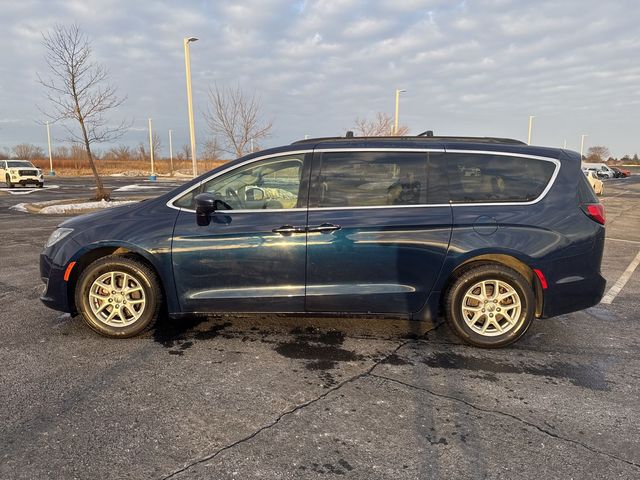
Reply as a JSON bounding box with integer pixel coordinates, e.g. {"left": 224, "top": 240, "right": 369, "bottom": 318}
{"left": 541, "top": 272, "right": 606, "bottom": 317}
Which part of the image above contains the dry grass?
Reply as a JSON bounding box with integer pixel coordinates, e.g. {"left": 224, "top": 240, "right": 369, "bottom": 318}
{"left": 30, "top": 158, "right": 228, "bottom": 176}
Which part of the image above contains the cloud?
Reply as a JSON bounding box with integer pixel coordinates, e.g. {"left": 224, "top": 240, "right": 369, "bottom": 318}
{"left": 0, "top": 0, "right": 638, "bottom": 156}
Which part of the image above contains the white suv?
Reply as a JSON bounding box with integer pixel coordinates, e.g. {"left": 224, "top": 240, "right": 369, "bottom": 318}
{"left": 0, "top": 160, "right": 44, "bottom": 188}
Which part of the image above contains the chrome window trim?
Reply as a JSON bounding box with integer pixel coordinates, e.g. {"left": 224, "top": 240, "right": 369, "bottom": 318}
{"left": 165, "top": 149, "right": 313, "bottom": 212}
{"left": 167, "top": 148, "right": 561, "bottom": 213}
{"left": 444, "top": 150, "right": 561, "bottom": 207}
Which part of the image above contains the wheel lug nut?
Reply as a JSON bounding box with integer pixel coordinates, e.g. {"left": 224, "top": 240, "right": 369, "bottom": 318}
{"left": 494, "top": 300, "right": 498, "bottom": 303}
{"left": 481, "top": 309, "right": 485, "bottom": 312}
{"left": 489, "top": 313, "right": 493, "bottom": 317}
{"left": 111, "top": 290, "right": 116, "bottom": 294}
{"left": 108, "top": 298, "right": 113, "bottom": 303}
{"left": 497, "top": 308, "right": 501, "bottom": 312}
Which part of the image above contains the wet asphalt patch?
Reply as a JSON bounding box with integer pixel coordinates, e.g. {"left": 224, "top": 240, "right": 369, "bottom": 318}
{"left": 421, "top": 351, "right": 610, "bottom": 391}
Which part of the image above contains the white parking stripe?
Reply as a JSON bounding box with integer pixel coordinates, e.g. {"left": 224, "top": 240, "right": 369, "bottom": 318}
{"left": 607, "top": 238, "right": 640, "bottom": 245}
{"left": 601, "top": 250, "right": 640, "bottom": 304}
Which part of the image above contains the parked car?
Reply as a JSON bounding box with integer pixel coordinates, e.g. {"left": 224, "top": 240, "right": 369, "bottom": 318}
{"left": 584, "top": 170, "right": 603, "bottom": 195}
{"left": 0, "top": 160, "right": 44, "bottom": 188}
{"left": 610, "top": 166, "right": 630, "bottom": 178}
{"left": 40, "top": 135, "right": 606, "bottom": 348}
{"left": 584, "top": 167, "right": 609, "bottom": 180}
{"left": 581, "top": 162, "right": 615, "bottom": 178}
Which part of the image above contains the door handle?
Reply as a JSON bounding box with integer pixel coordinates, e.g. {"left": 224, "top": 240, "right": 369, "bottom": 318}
{"left": 272, "top": 225, "right": 305, "bottom": 235}
{"left": 307, "top": 223, "right": 341, "bottom": 233}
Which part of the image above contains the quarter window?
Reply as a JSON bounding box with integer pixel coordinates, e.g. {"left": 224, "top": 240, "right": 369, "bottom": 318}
{"left": 447, "top": 153, "right": 556, "bottom": 203}
{"left": 174, "top": 154, "right": 307, "bottom": 210}
{"left": 312, "top": 152, "right": 445, "bottom": 208}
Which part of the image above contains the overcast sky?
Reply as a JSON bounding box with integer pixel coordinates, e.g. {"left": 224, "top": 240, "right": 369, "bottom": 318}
{"left": 1, "top": 0, "right": 639, "bottom": 158}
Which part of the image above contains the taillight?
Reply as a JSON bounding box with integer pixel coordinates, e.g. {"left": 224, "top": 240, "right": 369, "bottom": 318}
{"left": 583, "top": 204, "right": 605, "bottom": 225}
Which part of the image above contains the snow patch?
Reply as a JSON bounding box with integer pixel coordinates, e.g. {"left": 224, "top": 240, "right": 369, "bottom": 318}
{"left": 113, "top": 184, "right": 164, "bottom": 192}
{"left": 9, "top": 203, "right": 28, "bottom": 212}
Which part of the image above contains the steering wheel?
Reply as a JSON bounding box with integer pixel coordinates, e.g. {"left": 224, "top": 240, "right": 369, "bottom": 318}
{"left": 225, "top": 187, "right": 244, "bottom": 208}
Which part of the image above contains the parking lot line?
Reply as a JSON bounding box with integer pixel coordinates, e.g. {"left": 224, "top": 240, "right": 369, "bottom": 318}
{"left": 607, "top": 238, "right": 640, "bottom": 245}
{"left": 601, "top": 250, "right": 640, "bottom": 304}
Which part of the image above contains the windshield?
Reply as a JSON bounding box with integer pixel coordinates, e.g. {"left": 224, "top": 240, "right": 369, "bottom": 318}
{"left": 6, "top": 161, "right": 35, "bottom": 168}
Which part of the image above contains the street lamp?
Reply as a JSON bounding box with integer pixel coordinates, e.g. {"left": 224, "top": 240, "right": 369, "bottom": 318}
{"left": 184, "top": 36, "right": 198, "bottom": 177}
{"left": 148, "top": 118, "right": 156, "bottom": 181}
{"left": 527, "top": 115, "right": 535, "bottom": 145}
{"left": 580, "top": 134, "right": 588, "bottom": 159}
{"left": 168, "top": 129, "right": 174, "bottom": 175}
{"left": 46, "top": 121, "right": 55, "bottom": 176}
{"left": 394, "top": 89, "right": 406, "bottom": 135}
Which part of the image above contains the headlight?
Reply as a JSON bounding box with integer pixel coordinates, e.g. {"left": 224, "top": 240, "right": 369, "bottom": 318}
{"left": 45, "top": 228, "right": 74, "bottom": 248}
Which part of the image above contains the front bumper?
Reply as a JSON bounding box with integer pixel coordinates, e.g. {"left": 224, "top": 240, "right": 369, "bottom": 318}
{"left": 40, "top": 253, "right": 71, "bottom": 312}
{"left": 15, "top": 176, "right": 43, "bottom": 185}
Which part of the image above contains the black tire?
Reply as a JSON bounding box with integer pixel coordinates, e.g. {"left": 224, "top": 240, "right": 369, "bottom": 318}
{"left": 74, "top": 255, "right": 162, "bottom": 338}
{"left": 6, "top": 175, "right": 13, "bottom": 188}
{"left": 445, "top": 264, "right": 535, "bottom": 348}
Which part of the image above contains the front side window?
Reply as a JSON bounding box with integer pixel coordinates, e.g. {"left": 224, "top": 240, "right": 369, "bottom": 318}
{"left": 312, "top": 151, "right": 440, "bottom": 208}
{"left": 175, "top": 154, "right": 307, "bottom": 210}
{"left": 447, "top": 153, "right": 556, "bottom": 203}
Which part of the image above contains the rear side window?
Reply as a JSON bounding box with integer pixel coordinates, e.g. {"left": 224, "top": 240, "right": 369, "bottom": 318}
{"left": 311, "top": 152, "right": 447, "bottom": 208}
{"left": 447, "top": 153, "right": 556, "bottom": 203}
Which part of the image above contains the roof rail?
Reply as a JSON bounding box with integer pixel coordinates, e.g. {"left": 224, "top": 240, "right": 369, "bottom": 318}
{"left": 292, "top": 134, "right": 526, "bottom": 145}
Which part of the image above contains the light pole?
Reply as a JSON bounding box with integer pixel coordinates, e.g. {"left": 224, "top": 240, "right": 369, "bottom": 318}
{"left": 168, "top": 129, "right": 174, "bottom": 175}
{"left": 394, "top": 89, "right": 406, "bottom": 135}
{"left": 527, "top": 115, "right": 535, "bottom": 145}
{"left": 148, "top": 118, "right": 156, "bottom": 181}
{"left": 184, "top": 36, "right": 198, "bottom": 177}
{"left": 46, "top": 121, "right": 54, "bottom": 176}
{"left": 563, "top": 139, "right": 567, "bottom": 149}
{"left": 580, "top": 134, "right": 588, "bottom": 159}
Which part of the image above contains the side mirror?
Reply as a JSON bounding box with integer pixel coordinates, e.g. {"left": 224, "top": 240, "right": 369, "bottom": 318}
{"left": 195, "top": 193, "right": 233, "bottom": 226}
{"left": 195, "top": 193, "right": 217, "bottom": 226}
{"left": 245, "top": 186, "right": 265, "bottom": 201}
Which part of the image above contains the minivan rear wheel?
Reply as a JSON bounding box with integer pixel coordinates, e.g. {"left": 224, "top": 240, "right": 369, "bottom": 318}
{"left": 75, "top": 255, "right": 162, "bottom": 338}
{"left": 445, "top": 264, "right": 535, "bottom": 348}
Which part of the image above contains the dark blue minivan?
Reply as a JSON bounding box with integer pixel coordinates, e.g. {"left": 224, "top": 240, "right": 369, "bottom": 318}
{"left": 40, "top": 135, "right": 606, "bottom": 347}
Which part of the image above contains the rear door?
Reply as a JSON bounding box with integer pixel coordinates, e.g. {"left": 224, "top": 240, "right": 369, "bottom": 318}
{"left": 304, "top": 149, "right": 452, "bottom": 314}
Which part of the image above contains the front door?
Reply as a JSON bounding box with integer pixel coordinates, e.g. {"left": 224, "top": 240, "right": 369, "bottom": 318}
{"left": 305, "top": 150, "right": 452, "bottom": 314}
{"left": 171, "top": 152, "right": 311, "bottom": 313}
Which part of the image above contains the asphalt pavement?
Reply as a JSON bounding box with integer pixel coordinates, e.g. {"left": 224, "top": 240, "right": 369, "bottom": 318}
{"left": 1, "top": 175, "right": 639, "bottom": 479}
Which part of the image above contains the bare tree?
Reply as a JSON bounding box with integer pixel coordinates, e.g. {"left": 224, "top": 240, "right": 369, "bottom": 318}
{"left": 136, "top": 143, "right": 148, "bottom": 162}
{"left": 353, "top": 112, "right": 409, "bottom": 136}
{"left": 177, "top": 144, "right": 191, "bottom": 162}
{"left": 204, "top": 84, "right": 272, "bottom": 158}
{"left": 38, "top": 24, "right": 128, "bottom": 200}
{"left": 151, "top": 132, "right": 162, "bottom": 160}
{"left": 586, "top": 146, "right": 611, "bottom": 163}
{"left": 201, "top": 138, "right": 220, "bottom": 162}
{"left": 12, "top": 143, "right": 45, "bottom": 160}
{"left": 104, "top": 145, "right": 133, "bottom": 162}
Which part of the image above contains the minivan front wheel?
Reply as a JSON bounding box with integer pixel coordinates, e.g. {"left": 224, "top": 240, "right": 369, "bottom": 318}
{"left": 446, "top": 264, "right": 535, "bottom": 348}
{"left": 75, "top": 256, "right": 162, "bottom": 338}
